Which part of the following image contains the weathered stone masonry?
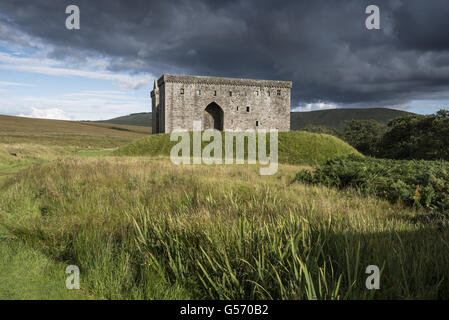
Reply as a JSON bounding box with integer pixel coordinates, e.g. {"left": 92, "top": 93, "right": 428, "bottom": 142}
{"left": 151, "top": 74, "right": 291, "bottom": 133}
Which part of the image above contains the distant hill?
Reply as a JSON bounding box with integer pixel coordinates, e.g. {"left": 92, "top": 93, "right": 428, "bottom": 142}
{"left": 96, "top": 112, "right": 152, "bottom": 127}
{"left": 291, "top": 108, "right": 412, "bottom": 131}
{"left": 97, "top": 108, "right": 412, "bottom": 131}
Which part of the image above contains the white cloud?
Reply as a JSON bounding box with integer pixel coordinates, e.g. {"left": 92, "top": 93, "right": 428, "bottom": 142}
{"left": 0, "top": 52, "right": 154, "bottom": 89}
{"left": 0, "top": 21, "right": 43, "bottom": 50}
{"left": 19, "top": 107, "right": 73, "bottom": 120}
{"left": 0, "top": 81, "right": 35, "bottom": 87}
{"left": 0, "top": 22, "right": 153, "bottom": 120}
{"left": 2, "top": 89, "right": 149, "bottom": 121}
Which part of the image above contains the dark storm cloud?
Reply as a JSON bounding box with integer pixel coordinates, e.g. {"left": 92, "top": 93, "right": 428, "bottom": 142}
{"left": 1, "top": 0, "right": 449, "bottom": 108}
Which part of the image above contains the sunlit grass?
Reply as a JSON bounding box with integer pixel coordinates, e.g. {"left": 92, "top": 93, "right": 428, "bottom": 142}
{"left": 1, "top": 157, "right": 447, "bottom": 299}
{"left": 0, "top": 225, "right": 91, "bottom": 300}
{"left": 114, "top": 131, "right": 361, "bottom": 166}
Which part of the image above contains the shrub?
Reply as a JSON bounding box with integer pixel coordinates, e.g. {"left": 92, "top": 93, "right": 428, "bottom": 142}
{"left": 294, "top": 154, "right": 449, "bottom": 214}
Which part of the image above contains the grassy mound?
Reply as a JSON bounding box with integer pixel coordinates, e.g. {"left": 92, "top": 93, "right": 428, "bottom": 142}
{"left": 114, "top": 131, "right": 360, "bottom": 166}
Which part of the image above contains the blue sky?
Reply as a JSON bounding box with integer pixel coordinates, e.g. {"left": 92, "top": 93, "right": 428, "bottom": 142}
{"left": 0, "top": 44, "right": 153, "bottom": 120}
{"left": 407, "top": 100, "right": 449, "bottom": 115}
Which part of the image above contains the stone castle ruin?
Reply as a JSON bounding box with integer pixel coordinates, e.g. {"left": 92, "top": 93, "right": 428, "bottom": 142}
{"left": 151, "top": 74, "right": 291, "bottom": 134}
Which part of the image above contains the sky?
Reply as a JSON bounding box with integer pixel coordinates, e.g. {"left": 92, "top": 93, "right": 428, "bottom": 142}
{"left": 1, "top": 0, "right": 449, "bottom": 120}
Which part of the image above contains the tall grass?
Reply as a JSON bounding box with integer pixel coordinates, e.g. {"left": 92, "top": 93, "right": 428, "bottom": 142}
{"left": 1, "top": 157, "right": 448, "bottom": 299}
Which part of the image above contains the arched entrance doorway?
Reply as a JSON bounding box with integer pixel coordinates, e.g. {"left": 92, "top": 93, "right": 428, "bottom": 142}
{"left": 203, "top": 102, "right": 224, "bottom": 131}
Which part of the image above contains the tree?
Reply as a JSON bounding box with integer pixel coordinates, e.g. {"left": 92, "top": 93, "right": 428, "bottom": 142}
{"left": 379, "top": 109, "right": 449, "bottom": 160}
{"left": 342, "top": 120, "right": 386, "bottom": 156}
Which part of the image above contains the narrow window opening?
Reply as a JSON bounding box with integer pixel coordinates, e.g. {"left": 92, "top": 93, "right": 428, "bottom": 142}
{"left": 277, "top": 89, "right": 281, "bottom": 96}
{"left": 256, "top": 121, "right": 259, "bottom": 127}
{"left": 214, "top": 90, "right": 217, "bottom": 96}
{"left": 246, "top": 107, "right": 250, "bottom": 112}
{"left": 180, "top": 88, "right": 184, "bottom": 94}
{"left": 236, "top": 106, "right": 239, "bottom": 111}
{"left": 229, "top": 91, "right": 232, "bottom": 97}
{"left": 196, "top": 89, "right": 201, "bottom": 95}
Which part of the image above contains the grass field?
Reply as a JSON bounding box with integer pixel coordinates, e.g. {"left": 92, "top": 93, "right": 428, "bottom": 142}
{"left": 0, "top": 115, "right": 448, "bottom": 300}
{"left": 0, "top": 115, "right": 152, "bottom": 148}
{"left": 0, "top": 115, "right": 151, "bottom": 299}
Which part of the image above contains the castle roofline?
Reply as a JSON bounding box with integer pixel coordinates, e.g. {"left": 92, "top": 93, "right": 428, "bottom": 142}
{"left": 157, "top": 74, "right": 292, "bottom": 89}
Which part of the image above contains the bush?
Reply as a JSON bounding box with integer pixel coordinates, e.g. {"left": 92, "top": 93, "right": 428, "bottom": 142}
{"left": 294, "top": 154, "right": 449, "bottom": 214}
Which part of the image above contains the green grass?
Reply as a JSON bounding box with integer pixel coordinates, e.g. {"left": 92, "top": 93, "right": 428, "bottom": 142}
{"left": 0, "top": 226, "right": 90, "bottom": 300}
{"left": 0, "top": 115, "right": 152, "bottom": 136}
{"left": 0, "top": 134, "right": 145, "bottom": 148}
{"left": 114, "top": 131, "right": 360, "bottom": 166}
{"left": 0, "top": 115, "right": 153, "bottom": 179}
{"left": 0, "top": 144, "right": 75, "bottom": 181}
{"left": 1, "top": 157, "right": 448, "bottom": 299}
{"left": 0, "top": 115, "right": 155, "bottom": 299}
{"left": 77, "top": 149, "right": 115, "bottom": 157}
{"left": 0, "top": 115, "right": 152, "bottom": 148}
{"left": 0, "top": 115, "right": 447, "bottom": 300}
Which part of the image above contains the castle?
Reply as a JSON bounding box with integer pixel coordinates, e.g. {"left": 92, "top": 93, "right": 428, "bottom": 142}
{"left": 151, "top": 74, "right": 291, "bottom": 134}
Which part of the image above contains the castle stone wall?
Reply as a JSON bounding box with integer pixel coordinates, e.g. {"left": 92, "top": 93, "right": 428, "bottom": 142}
{"left": 152, "top": 74, "right": 291, "bottom": 133}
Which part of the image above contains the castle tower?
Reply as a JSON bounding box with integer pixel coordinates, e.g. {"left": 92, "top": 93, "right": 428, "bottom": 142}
{"left": 151, "top": 79, "right": 160, "bottom": 134}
